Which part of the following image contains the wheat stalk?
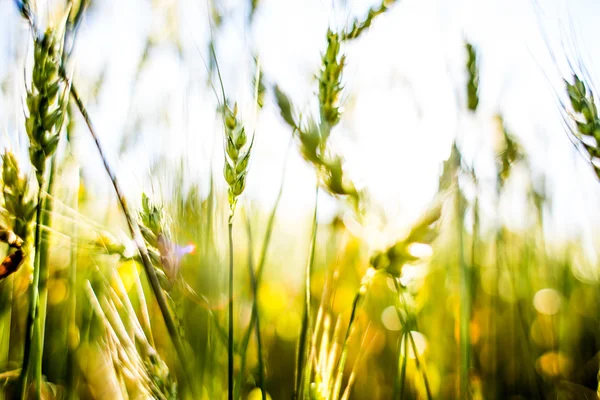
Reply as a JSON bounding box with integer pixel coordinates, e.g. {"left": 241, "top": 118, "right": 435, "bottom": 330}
{"left": 294, "top": 185, "right": 319, "bottom": 399}
{"left": 221, "top": 101, "right": 253, "bottom": 400}
{"left": 212, "top": 43, "right": 259, "bottom": 396}
{"left": 275, "top": 30, "right": 360, "bottom": 208}
{"left": 15, "top": 3, "right": 196, "bottom": 394}
{"left": 275, "top": 26, "right": 369, "bottom": 399}
{"left": 19, "top": 24, "right": 68, "bottom": 399}
{"left": 237, "top": 140, "right": 291, "bottom": 400}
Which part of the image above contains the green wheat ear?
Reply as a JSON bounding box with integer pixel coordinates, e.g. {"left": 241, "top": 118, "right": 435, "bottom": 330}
{"left": 465, "top": 42, "right": 479, "bottom": 112}
{"left": 223, "top": 102, "right": 253, "bottom": 220}
{"left": 26, "top": 28, "right": 68, "bottom": 183}
{"left": 274, "top": 28, "right": 361, "bottom": 210}
{"left": 319, "top": 29, "right": 345, "bottom": 136}
{"left": 342, "top": 0, "right": 398, "bottom": 41}
{"left": 1, "top": 152, "right": 36, "bottom": 246}
{"left": 140, "top": 193, "right": 170, "bottom": 241}
{"left": 565, "top": 74, "right": 600, "bottom": 178}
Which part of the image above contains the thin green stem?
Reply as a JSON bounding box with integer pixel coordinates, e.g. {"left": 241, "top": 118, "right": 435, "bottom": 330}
{"left": 392, "top": 278, "right": 433, "bottom": 400}
{"left": 332, "top": 290, "right": 363, "bottom": 400}
{"left": 19, "top": 173, "right": 45, "bottom": 400}
{"left": 228, "top": 222, "right": 234, "bottom": 400}
{"left": 408, "top": 328, "right": 433, "bottom": 400}
{"left": 457, "top": 192, "right": 469, "bottom": 399}
{"left": 36, "top": 154, "right": 57, "bottom": 381}
{"left": 398, "top": 332, "right": 409, "bottom": 400}
{"left": 69, "top": 82, "right": 195, "bottom": 395}
{"left": 294, "top": 185, "right": 318, "bottom": 399}
{"left": 66, "top": 168, "right": 79, "bottom": 399}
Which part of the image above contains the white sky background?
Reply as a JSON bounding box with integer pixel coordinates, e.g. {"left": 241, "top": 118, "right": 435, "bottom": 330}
{"left": 1, "top": 0, "right": 600, "bottom": 249}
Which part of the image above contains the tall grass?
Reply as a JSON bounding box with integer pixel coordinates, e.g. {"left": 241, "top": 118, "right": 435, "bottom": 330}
{"left": 2, "top": 1, "right": 600, "bottom": 399}
{"left": 19, "top": 24, "right": 68, "bottom": 399}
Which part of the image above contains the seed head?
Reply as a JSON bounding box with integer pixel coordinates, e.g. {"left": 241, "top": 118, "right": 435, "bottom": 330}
{"left": 137, "top": 193, "right": 193, "bottom": 285}
{"left": 145, "top": 352, "right": 178, "bottom": 399}
{"left": 1, "top": 151, "right": 36, "bottom": 245}
{"left": 140, "top": 193, "right": 168, "bottom": 242}
{"left": 465, "top": 42, "right": 479, "bottom": 112}
{"left": 275, "top": 87, "right": 360, "bottom": 208}
{"left": 341, "top": 0, "right": 398, "bottom": 41}
{"left": 565, "top": 74, "right": 600, "bottom": 178}
{"left": 222, "top": 102, "right": 253, "bottom": 219}
{"left": 319, "top": 30, "right": 345, "bottom": 137}
{"left": 274, "top": 28, "right": 362, "bottom": 211}
{"left": 26, "top": 28, "right": 67, "bottom": 183}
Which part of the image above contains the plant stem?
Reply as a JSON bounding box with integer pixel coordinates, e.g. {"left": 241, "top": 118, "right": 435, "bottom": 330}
{"left": 228, "top": 222, "right": 234, "bottom": 400}
{"left": 66, "top": 169, "right": 78, "bottom": 399}
{"left": 36, "top": 154, "right": 57, "bottom": 381}
{"left": 398, "top": 332, "right": 409, "bottom": 400}
{"left": 294, "top": 185, "right": 318, "bottom": 399}
{"left": 73, "top": 84, "right": 194, "bottom": 391}
{"left": 392, "top": 278, "right": 433, "bottom": 400}
{"left": 237, "top": 141, "right": 291, "bottom": 398}
{"left": 19, "top": 173, "right": 45, "bottom": 400}
{"left": 69, "top": 80, "right": 194, "bottom": 394}
{"left": 23, "top": 13, "right": 194, "bottom": 395}
{"left": 332, "top": 290, "right": 363, "bottom": 400}
{"left": 244, "top": 219, "right": 266, "bottom": 400}
{"left": 239, "top": 141, "right": 290, "bottom": 358}
{"left": 408, "top": 328, "right": 433, "bottom": 400}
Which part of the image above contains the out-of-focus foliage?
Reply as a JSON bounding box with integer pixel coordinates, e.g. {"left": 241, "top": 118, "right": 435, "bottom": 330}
{"left": 1, "top": 1, "right": 600, "bottom": 400}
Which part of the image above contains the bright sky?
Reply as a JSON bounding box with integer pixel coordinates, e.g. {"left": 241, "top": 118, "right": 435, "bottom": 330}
{"left": 1, "top": 0, "right": 600, "bottom": 248}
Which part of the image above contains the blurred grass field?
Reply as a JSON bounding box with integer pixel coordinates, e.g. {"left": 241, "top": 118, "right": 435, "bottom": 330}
{"left": 2, "top": 0, "right": 600, "bottom": 399}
